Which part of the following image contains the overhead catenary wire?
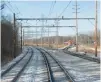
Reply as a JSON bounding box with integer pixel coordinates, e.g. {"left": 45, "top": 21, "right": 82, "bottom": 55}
{"left": 58, "top": 0, "right": 72, "bottom": 18}
{"left": 48, "top": 1, "right": 54, "bottom": 16}
{"left": 6, "top": 1, "right": 22, "bottom": 16}
{"left": 7, "top": 1, "right": 18, "bottom": 13}
{"left": 2, "top": 1, "right": 22, "bottom": 19}
{"left": 48, "top": 0, "right": 56, "bottom": 17}
{"left": 56, "top": 0, "right": 72, "bottom": 47}
{"left": 41, "top": 0, "right": 56, "bottom": 47}
{"left": 5, "top": 3, "right": 14, "bottom": 13}
{"left": 88, "top": 19, "right": 95, "bottom": 26}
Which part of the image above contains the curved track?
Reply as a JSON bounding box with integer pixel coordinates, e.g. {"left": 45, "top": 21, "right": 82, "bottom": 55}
{"left": 63, "top": 50, "right": 100, "bottom": 63}
{"left": 1, "top": 48, "right": 29, "bottom": 77}
{"left": 37, "top": 48, "right": 75, "bottom": 82}
{"left": 1, "top": 47, "right": 99, "bottom": 82}
{"left": 1, "top": 47, "right": 34, "bottom": 82}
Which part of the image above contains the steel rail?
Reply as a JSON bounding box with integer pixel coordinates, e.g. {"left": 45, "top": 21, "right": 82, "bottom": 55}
{"left": 37, "top": 48, "right": 55, "bottom": 82}
{"left": 40, "top": 48, "right": 75, "bottom": 82}
{"left": 1, "top": 48, "right": 29, "bottom": 77}
{"left": 11, "top": 48, "right": 34, "bottom": 82}
{"left": 63, "top": 50, "right": 100, "bottom": 63}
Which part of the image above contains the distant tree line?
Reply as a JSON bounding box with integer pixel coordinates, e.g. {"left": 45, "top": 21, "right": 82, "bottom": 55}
{"left": 25, "top": 30, "right": 100, "bottom": 47}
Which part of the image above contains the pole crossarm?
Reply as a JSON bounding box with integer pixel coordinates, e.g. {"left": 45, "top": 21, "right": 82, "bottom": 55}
{"left": 22, "top": 26, "right": 76, "bottom": 28}
{"left": 16, "top": 17, "right": 95, "bottom": 20}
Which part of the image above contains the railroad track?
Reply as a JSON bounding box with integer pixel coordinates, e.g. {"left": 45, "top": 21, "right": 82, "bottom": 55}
{"left": 63, "top": 50, "right": 100, "bottom": 63}
{"left": 1, "top": 47, "right": 34, "bottom": 82}
{"left": 37, "top": 48, "right": 75, "bottom": 82}
{"left": 1, "top": 48, "right": 29, "bottom": 77}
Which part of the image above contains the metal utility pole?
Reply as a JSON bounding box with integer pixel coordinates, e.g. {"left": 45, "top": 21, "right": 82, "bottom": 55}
{"left": 95, "top": 1, "right": 98, "bottom": 57}
{"left": 13, "top": 13, "right": 16, "bottom": 58}
{"left": 75, "top": 0, "right": 78, "bottom": 52}
{"left": 32, "top": 32, "right": 34, "bottom": 46}
{"left": 48, "top": 25, "right": 50, "bottom": 47}
{"left": 57, "top": 21, "right": 59, "bottom": 50}
{"left": 36, "top": 21, "right": 37, "bottom": 46}
{"left": 72, "top": 0, "right": 79, "bottom": 52}
{"left": 55, "top": 20, "right": 59, "bottom": 50}
{"left": 21, "top": 23, "right": 22, "bottom": 52}
{"left": 62, "top": 36, "right": 64, "bottom": 46}
{"left": 23, "top": 29, "right": 24, "bottom": 46}
{"left": 40, "top": 28, "right": 42, "bottom": 47}
{"left": 41, "top": 15, "right": 44, "bottom": 47}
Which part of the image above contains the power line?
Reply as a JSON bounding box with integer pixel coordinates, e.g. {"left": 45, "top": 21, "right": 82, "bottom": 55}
{"left": 88, "top": 19, "right": 95, "bottom": 26}
{"left": 58, "top": 0, "right": 72, "bottom": 17}
{"left": 47, "top": 0, "right": 56, "bottom": 31}
{"left": 48, "top": 0, "right": 56, "bottom": 17}
{"left": 46, "top": 0, "right": 56, "bottom": 45}
{"left": 48, "top": 1, "right": 54, "bottom": 16}
{"left": 7, "top": 1, "right": 23, "bottom": 18}
{"left": 5, "top": 3, "right": 14, "bottom": 13}
{"left": 14, "top": 4, "right": 21, "bottom": 14}
{"left": 7, "top": 1, "right": 17, "bottom": 13}
{"left": 2, "top": 1, "right": 22, "bottom": 19}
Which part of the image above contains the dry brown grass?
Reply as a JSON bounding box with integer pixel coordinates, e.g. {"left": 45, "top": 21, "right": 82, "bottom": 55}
{"left": 24, "top": 41, "right": 100, "bottom": 54}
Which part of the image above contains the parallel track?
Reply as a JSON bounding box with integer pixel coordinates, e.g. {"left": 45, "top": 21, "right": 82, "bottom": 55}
{"left": 37, "top": 48, "right": 75, "bottom": 82}
{"left": 37, "top": 48, "right": 55, "bottom": 82}
{"left": 11, "top": 48, "right": 33, "bottom": 82}
{"left": 1, "top": 48, "right": 29, "bottom": 77}
{"left": 63, "top": 50, "right": 100, "bottom": 63}
{"left": 1, "top": 48, "right": 33, "bottom": 82}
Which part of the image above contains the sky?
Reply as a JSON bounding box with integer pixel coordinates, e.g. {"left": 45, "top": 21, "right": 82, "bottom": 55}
{"left": 1, "top": 0, "right": 100, "bottom": 39}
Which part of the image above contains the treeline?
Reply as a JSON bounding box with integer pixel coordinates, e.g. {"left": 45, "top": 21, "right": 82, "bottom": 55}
{"left": 27, "top": 30, "right": 100, "bottom": 47}
{"left": 1, "top": 16, "right": 21, "bottom": 65}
